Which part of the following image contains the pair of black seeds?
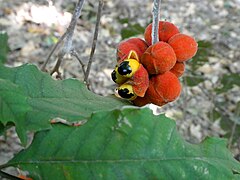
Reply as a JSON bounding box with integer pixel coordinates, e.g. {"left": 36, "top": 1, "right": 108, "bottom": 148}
{"left": 111, "top": 61, "right": 132, "bottom": 83}
{"left": 118, "top": 88, "right": 135, "bottom": 99}
{"left": 112, "top": 61, "right": 134, "bottom": 99}
{"left": 118, "top": 61, "right": 132, "bottom": 76}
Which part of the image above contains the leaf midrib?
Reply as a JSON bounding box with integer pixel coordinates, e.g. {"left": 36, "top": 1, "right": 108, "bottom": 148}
{"left": 6, "top": 156, "right": 233, "bottom": 166}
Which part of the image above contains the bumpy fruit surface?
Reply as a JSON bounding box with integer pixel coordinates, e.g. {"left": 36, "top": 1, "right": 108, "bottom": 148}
{"left": 141, "top": 41, "right": 176, "bottom": 74}
{"left": 134, "top": 71, "right": 181, "bottom": 106}
{"left": 126, "top": 38, "right": 149, "bottom": 55}
{"left": 133, "top": 96, "right": 151, "bottom": 107}
{"left": 170, "top": 62, "right": 185, "bottom": 78}
{"left": 144, "top": 21, "right": 180, "bottom": 46}
{"left": 117, "top": 38, "right": 148, "bottom": 63}
{"left": 168, "top": 33, "right": 198, "bottom": 62}
{"left": 129, "top": 64, "right": 149, "bottom": 97}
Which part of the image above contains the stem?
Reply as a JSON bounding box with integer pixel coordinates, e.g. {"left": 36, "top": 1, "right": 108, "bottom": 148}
{"left": 41, "top": 32, "right": 67, "bottom": 71}
{"left": 70, "top": 50, "right": 87, "bottom": 77}
{"left": 42, "top": 0, "right": 85, "bottom": 73}
{"left": 229, "top": 122, "right": 237, "bottom": 149}
{"left": 152, "top": 0, "right": 161, "bottom": 45}
{"left": 84, "top": 0, "right": 104, "bottom": 84}
{"left": 228, "top": 103, "right": 240, "bottom": 148}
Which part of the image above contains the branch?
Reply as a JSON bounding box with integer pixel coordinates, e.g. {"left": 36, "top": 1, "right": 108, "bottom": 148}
{"left": 152, "top": 0, "right": 161, "bottom": 45}
{"left": 70, "top": 49, "right": 86, "bottom": 77}
{"left": 84, "top": 0, "right": 104, "bottom": 85}
{"left": 41, "top": 32, "right": 67, "bottom": 71}
{"left": 42, "top": 0, "right": 85, "bottom": 73}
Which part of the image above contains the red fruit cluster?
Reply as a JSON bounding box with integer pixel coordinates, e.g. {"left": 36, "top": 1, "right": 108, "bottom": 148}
{"left": 113, "top": 21, "right": 198, "bottom": 107}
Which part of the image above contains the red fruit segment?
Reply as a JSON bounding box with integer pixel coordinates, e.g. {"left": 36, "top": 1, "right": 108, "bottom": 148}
{"left": 144, "top": 21, "right": 180, "bottom": 46}
{"left": 126, "top": 64, "right": 149, "bottom": 97}
{"left": 126, "top": 38, "right": 148, "bottom": 54}
{"left": 117, "top": 38, "right": 148, "bottom": 63}
{"left": 131, "top": 65, "right": 149, "bottom": 97}
{"left": 136, "top": 71, "right": 181, "bottom": 107}
{"left": 168, "top": 33, "right": 198, "bottom": 62}
{"left": 170, "top": 62, "right": 185, "bottom": 77}
{"left": 133, "top": 96, "right": 151, "bottom": 107}
{"left": 141, "top": 41, "right": 177, "bottom": 74}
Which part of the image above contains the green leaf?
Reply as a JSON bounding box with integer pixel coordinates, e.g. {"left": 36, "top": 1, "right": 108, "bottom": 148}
{"left": 121, "top": 23, "right": 145, "bottom": 40}
{"left": 0, "top": 78, "right": 32, "bottom": 142}
{"left": 3, "top": 108, "right": 240, "bottom": 179}
{"left": 207, "top": 108, "right": 222, "bottom": 121}
{"left": 117, "top": 17, "right": 129, "bottom": 24}
{"left": 185, "top": 75, "right": 205, "bottom": 87}
{"left": 0, "top": 64, "right": 130, "bottom": 145}
{"left": 215, "top": 73, "right": 240, "bottom": 94}
{"left": 220, "top": 117, "right": 240, "bottom": 143}
{"left": 0, "top": 32, "right": 9, "bottom": 64}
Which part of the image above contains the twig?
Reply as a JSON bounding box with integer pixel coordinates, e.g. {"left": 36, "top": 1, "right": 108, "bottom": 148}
{"left": 182, "top": 75, "right": 189, "bottom": 121}
{"left": 41, "top": 32, "right": 67, "bottom": 71}
{"left": 152, "top": 0, "right": 161, "bottom": 45}
{"left": 70, "top": 49, "right": 87, "bottom": 77}
{"left": 42, "top": 0, "right": 85, "bottom": 74}
{"left": 84, "top": 0, "right": 104, "bottom": 85}
{"left": 228, "top": 103, "right": 240, "bottom": 148}
{"left": 229, "top": 122, "right": 237, "bottom": 149}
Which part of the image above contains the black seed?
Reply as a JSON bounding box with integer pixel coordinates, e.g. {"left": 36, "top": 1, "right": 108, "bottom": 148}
{"left": 118, "top": 88, "right": 134, "bottom": 99}
{"left": 118, "top": 61, "right": 132, "bottom": 75}
{"left": 111, "top": 70, "right": 117, "bottom": 82}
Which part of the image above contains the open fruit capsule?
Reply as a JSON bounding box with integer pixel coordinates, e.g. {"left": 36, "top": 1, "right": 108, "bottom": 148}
{"left": 112, "top": 51, "right": 149, "bottom": 100}
{"left": 111, "top": 51, "right": 140, "bottom": 84}
{"left": 117, "top": 59, "right": 140, "bottom": 78}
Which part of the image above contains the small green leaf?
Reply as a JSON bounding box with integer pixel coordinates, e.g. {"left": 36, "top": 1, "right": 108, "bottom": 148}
{"left": 215, "top": 73, "right": 240, "bottom": 94}
{"left": 3, "top": 107, "right": 240, "bottom": 179}
{"left": 0, "top": 64, "right": 130, "bottom": 145}
{"left": 0, "top": 32, "right": 9, "bottom": 64}
{"left": 121, "top": 23, "right": 145, "bottom": 39}
{"left": 220, "top": 117, "right": 240, "bottom": 143}
{"left": 207, "top": 108, "right": 222, "bottom": 121}
{"left": 185, "top": 75, "right": 205, "bottom": 87}
{"left": 118, "top": 17, "right": 129, "bottom": 24}
{"left": 213, "top": 101, "right": 240, "bottom": 142}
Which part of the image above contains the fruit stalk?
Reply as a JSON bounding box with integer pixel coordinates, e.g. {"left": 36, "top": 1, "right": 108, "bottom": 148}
{"left": 152, "top": 0, "right": 161, "bottom": 44}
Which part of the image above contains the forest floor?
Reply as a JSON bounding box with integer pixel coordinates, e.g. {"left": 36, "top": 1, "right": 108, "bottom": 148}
{"left": 0, "top": 0, "right": 240, "bottom": 169}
